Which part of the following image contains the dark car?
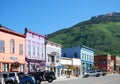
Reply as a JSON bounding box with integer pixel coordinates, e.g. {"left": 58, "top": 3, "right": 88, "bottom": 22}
{"left": 18, "top": 72, "right": 25, "bottom": 78}
{"left": 19, "top": 75, "right": 36, "bottom": 84}
{"left": 29, "top": 71, "right": 56, "bottom": 84}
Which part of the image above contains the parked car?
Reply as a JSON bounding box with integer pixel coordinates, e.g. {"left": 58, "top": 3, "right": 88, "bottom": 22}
{"left": 19, "top": 75, "right": 36, "bottom": 84}
{"left": 0, "top": 73, "right": 5, "bottom": 84}
{"left": 44, "top": 71, "right": 56, "bottom": 83}
{"left": 29, "top": 71, "right": 56, "bottom": 84}
{"left": 18, "top": 72, "right": 25, "bottom": 78}
{"left": 83, "top": 70, "right": 100, "bottom": 78}
{"left": 1, "top": 72, "right": 19, "bottom": 84}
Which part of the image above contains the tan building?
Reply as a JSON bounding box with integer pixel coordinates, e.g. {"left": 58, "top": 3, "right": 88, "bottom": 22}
{"left": 0, "top": 25, "right": 26, "bottom": 72}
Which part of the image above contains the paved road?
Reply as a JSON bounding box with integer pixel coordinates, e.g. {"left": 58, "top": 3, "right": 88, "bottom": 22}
{"left": 50, "top": 74, "right": 120, "bottom": 84}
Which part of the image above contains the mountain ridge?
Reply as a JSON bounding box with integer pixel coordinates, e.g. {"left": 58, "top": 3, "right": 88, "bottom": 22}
{"left": 48, "top": 12, "right": 120, "bottom": 56}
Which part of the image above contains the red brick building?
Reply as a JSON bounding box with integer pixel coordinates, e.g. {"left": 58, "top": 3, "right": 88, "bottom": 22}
{"left": 94, "top": 54, "right": 116, "bottom": 73}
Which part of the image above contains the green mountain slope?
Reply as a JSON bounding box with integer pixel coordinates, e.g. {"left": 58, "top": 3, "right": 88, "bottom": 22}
{"left": 48, "top": 12, "right": 120, "bottom": 55}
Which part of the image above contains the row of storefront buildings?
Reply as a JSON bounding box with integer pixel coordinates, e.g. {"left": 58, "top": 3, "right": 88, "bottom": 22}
{"left": 0, "top": 25, "right": 120, "bottom": 79}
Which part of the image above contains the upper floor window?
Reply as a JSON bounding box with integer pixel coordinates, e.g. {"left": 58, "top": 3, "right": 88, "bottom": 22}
{"left": 0, "top": 40, "right": 5, "bottom": 52}
{"left": 33, "top": 45, "right": 35, "bottom": 56}
{"left": 51, "top": 56, "right": 54, "bottom": 62}
{"left": 99, "top": 59, "right": 102, "bottom": 64}
{"left": 41, "top": 44, "right": 44, "bottom": 57}
{"left": 74, "top": 52, "right": 78, "bottom": 58}
{"left": 103, "top": 59, "right": 106, "bottom": 64}
{"left": 37, "top": 46, "right": 39, "bottom": 57}
{"left": 87, "top": 55, "right": 89, "bottom": 60}
{"left": 32, "top": 42, "right": 35, "bottom": 57}
{"left": 48, "top": 55, "right": 51, "bottom": 62}
{"left": 27, "top": 40, "right": 31, "bottom": 57}
{"left": 82, "top": 53, "right": 84, "bottom": 59}
{"left": 63, "top": 53, "right": 67, "bottom": 57}
{"left": 10, "top": 39, "right": 15, "bottom": 54}
{"left": 85, "top": 54, "right": 87, "bottom": 60}
{"left": 19, "top": 44, "right": 23, "bottom": 55}
{"left": 56, "top": 55, "right": 60, "bottom": 62}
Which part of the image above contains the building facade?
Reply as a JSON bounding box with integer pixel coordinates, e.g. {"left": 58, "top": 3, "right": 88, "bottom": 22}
{"left": 116, "top": 56, "right": 120, "bottom": 73}
{"left": 46, "top": 41, "right": 62, "bottom": 78}
{"left": 80, "top": 45, "right": 94, "bottom": 75}
{"left": 62, "top": 45, "right": 94, "bottom": 76}
{"left": 24, "top": 28, "right": 46, "bottom": 73}
{"left": 61, "top": 57, "right": 72, "bottom": 78}
{"left": 0, "top": 25, "right": 26, "bottom": 72}
{"left": 61, "top": 57, "right": 81, "bottom": 78}
{"left": 94, "top": 54, "right": 116, "bottom": 74}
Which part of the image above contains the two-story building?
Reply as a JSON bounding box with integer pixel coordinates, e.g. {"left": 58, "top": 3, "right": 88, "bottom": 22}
{"left": 0, "top": 25, "right": 26, "bottom": 72}
{"left": 24, "top": 28, "right": 46, "bottom": 73}
{"left": 62, "top": 45, "right": 94, "bottom": 77}
{"left": 80, "top": 45, "right": 94, "bottom": 75}
{"left": 94, "top": 54, "right": 116, "bottom": 74}
{"left": 46, "top": 41, "right": 62, "bottom": 79}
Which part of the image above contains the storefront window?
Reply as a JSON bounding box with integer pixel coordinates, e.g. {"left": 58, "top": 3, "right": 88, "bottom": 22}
{"left": 2, "top": 63, "right": 8, "bottom": 72}
{"left": 19, "top": 64, "right": 24, "bottom": 72}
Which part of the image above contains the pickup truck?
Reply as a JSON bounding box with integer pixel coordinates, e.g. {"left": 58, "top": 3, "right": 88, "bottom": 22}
{"left": 29, "top": 71, "right": 56, "bottom": 84}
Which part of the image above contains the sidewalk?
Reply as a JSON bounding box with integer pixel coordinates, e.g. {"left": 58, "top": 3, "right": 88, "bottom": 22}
{"left": 41, "top": 77, "right": 80, "bottom": 84}
{"left": 55, "top": 76, "right": 80, "bottom": 82}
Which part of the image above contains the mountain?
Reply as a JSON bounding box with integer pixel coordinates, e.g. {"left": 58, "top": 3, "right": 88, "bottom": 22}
{"left": 47, "top": 12, "right": 120, "bottom": 56}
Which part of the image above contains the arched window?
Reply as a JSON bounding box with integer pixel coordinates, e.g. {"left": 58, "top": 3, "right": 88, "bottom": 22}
{"left": 10, "top": 39, "right": 15, "bottom": 54}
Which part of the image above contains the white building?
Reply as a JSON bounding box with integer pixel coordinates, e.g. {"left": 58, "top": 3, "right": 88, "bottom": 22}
{"left": 46, "top": 41, "right": 62, "bottom": 79}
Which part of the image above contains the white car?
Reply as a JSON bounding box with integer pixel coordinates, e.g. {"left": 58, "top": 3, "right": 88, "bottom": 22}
{"left": 83, "top": 70, "right": 100, "bottom": 78}
{"left": 96, "top": 70, "right": 107, "bottom": 76}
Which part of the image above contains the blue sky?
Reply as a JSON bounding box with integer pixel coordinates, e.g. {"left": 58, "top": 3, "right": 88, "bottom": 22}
{"left": 0, "top": 0, "right": 120, "bottom": 35}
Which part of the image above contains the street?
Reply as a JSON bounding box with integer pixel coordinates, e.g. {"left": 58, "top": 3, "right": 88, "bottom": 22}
{"left": 51, "top": 74, "right": 120, "bottom": 84}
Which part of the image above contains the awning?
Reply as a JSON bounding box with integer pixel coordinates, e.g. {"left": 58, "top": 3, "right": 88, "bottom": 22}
{"left": 57, "top": 65, "right": 62, "bottom": 69}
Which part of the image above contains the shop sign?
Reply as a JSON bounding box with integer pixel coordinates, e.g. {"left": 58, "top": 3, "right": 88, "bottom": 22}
{"left": 10, "top": 56, "right": 18, "bottom": 61}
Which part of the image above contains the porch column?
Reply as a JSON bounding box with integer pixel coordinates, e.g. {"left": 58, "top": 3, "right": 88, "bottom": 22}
{"left": 9, "top": 63, "right": 11, "bottom": 72}
{"left": 0, "top": 62, "right": 2, "bottom": 72}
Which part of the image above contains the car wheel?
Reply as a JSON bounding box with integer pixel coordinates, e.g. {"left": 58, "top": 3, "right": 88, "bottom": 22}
{"left": 48, "top": 78, "right": 53, "bottom": 83}
{"left": 86, "top": 74, "right": 89, "bottom": 77}
{"left": 26, "top": 81, "right": 31, "bottom": 84}
{"left": 6, "top": 81, "right": 13, "bottom": 84}
{"left": 96, "top": 74, "right": 100, "bottom": 77}
{"left": 36, "top": 80, "right": 41, "bottom": 84}
{"left": 6, "top": 82, "right": 11, "bottom": 84}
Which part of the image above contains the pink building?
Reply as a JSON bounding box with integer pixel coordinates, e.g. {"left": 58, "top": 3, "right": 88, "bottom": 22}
{"left": 0, "top": 25, "right": 26, "bottom": 72}
{"left": 24, "top": 28, "right": 46, "bottom": 73}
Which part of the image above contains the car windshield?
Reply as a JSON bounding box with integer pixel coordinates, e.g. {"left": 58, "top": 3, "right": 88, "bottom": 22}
{"left": 9, "top": 73, "right": 15, "bottom": 77}
{"left": 3, "top": 74, "right": 8, "bottom": 78}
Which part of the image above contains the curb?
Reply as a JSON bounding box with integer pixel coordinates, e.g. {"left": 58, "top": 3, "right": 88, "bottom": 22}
{"left": 54, "top": 77, "right": 80, "bottom": 82}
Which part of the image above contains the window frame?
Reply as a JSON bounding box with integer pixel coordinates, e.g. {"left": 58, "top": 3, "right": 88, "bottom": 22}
{"left": 19, "top": 43, "right": 23, "bottom": 55}
{"left": 0, "top": 40, "right": 5, "bottom": 53}
{"left": 10, "top": 39, "right": 15, "bottom": 54}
